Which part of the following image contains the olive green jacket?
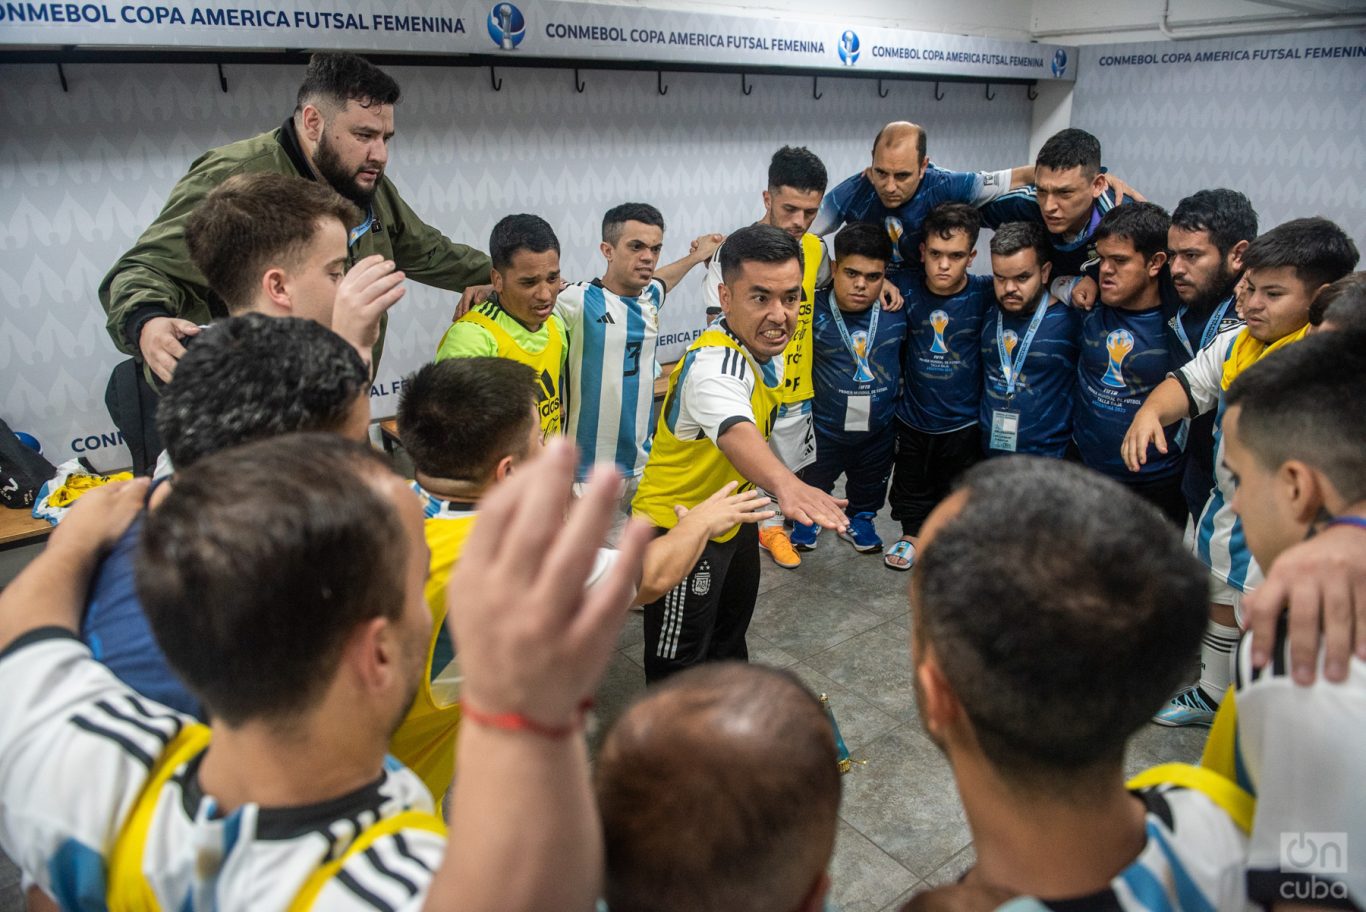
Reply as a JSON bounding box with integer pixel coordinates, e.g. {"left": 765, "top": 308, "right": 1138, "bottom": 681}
{"left": 98, "top": 119, "right": 491, "bottom": 374}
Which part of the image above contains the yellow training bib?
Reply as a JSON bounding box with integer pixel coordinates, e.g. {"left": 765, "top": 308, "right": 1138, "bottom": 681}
{"left": 459, "top": 303, "right": 567, "bottom": 437}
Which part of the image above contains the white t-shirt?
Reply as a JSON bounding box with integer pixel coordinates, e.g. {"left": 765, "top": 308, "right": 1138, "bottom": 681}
{"left": 0, "top": 630, "right": 445, "bottom": 911}
{"left": 669, "top": 321, "right": 783, "bottom": 445}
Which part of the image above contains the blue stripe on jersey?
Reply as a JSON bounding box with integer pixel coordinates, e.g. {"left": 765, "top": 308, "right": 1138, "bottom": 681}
{"left": 759, "top": 353, "right": 780, "bottom": 389}
{"left": 575, "top": 283, "right": 608, "bottom": 477}
{"left": 664, "top": 350, "right": 699, "bottom": 436}
{"left": 1149, "top": 821, "right": 1218, "bottom": 912}
{"left": 1119, "top": 847, "right": 1172, "bottom": 910}
{"left": 47, "top": 838, "right": 108, "bottom": 912}
{"left": 613, "top": 293, "right": 648, "bottom": 473}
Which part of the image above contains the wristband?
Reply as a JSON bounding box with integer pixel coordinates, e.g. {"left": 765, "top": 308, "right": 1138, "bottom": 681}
{"left": 1326, "top": 516, "right": 1366, "bottom": 533}
{"left": 460, "top": 698, "right": 594, "bottom": 740}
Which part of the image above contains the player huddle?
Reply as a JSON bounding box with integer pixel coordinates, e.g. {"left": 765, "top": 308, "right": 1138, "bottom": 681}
{"left": 1, "top": 50, "right": 1362, "bottom": 912}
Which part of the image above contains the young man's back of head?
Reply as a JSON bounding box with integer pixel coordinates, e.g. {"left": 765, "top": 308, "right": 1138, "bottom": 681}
{"left": 156, "top": 312, "right": 371, "bottom": 469}
{"left": 595, "top": 662, "right": 840, "bottom": 912}
{"left": 914, "top": 457, "right": 1207, "bottom": 787}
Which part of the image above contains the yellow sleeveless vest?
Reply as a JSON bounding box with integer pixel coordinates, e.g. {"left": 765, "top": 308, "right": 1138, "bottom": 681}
{"left": 107, "top": 725, "right": 445, "bottom": 911}
{"left": 389, "top": 511, "right": 478, "bottom": 801}
{"left": 458, "top": 303, "right": 567, "bottom": 437}
{"left": 633, "top": 327, "right": 782, "bottom": 543}
{"left": 778, "top": 232, "right": 824, "bottom": 406}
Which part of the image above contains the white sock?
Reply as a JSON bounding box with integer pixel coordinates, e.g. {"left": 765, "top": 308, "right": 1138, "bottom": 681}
{"left": 1197, "top": 620, "right": 1240, "bottom": 705}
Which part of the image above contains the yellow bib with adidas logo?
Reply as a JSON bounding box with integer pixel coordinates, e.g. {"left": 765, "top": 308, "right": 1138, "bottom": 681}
{"left": 457, "top": 303, "right": 567, "bottom": 437}
{"left": 779, "top": 232, "right": 824, "bottom": 406}
{"left": 633, "top": 328, "right": 782, "bottom": 543}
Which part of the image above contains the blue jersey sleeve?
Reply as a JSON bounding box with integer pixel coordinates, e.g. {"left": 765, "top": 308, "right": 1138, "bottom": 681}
{"left": 979, "top": 189, "right": 1043, "bottom": 230}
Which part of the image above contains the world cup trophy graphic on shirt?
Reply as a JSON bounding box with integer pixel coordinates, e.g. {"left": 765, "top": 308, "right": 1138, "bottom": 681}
{"left": 884, "top": 216, "right": 904, "bottom": 266}
{"left": 850, "top": 329, "right": 874, "bottom": 381}
{"left": 1002, "top": 329, "right": 1019, "bottom": 383}
{"left": 1101, "top": 328, "right": 1135, "bottom": 388}
{"left": 929, "top": 310, "right": 950, "bottom": 354}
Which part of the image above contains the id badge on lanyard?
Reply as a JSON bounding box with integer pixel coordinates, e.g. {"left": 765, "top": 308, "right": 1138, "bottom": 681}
{"left": 990, "top": 410, "right": 1020, "bottom": 452}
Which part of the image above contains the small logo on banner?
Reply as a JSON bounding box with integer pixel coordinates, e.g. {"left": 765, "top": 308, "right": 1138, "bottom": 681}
{"left": 488, "top": 2, "right": 525, "bottom": 50}
{"left": 929, "top": 310, "right": 950, "bottom": 354}
{"left": 1051, "top": 49, "right": 1068, "bottom": 78}
{"left": 838, "top": 30, "right": 860, "bottom": 66}
{"left": 1101, "top": 329, "right": 1134, "bottom": 388}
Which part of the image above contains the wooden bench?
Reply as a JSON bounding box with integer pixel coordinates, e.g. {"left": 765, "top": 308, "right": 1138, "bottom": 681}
{"left": 0, "top": 507, "right": 52, "bottom": 552}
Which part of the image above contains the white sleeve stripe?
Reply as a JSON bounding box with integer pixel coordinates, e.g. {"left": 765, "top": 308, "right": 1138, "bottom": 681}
{"left": 70, "top": 715, "right": 154, "bottom": 768}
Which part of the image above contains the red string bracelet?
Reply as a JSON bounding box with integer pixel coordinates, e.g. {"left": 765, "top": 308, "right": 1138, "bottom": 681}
{"left": 460, "top": 698, "right": 594, "bottom": 740}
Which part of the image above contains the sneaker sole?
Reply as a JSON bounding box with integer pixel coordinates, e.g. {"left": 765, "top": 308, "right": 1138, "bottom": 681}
{"left": 838, "top": 532, "right": 882, "bottom": 553}
{"left": 759, "top": 542, "right": 801, "bottom": 569}
{"left": 1151, "top": 713, "right": 1213, "bottom": 728}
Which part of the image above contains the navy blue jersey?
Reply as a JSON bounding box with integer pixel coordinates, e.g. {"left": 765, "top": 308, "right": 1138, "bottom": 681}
{"left": 1073, "top": 303, "right": 1186, "bottom": 480}
{"left": 897, "top": 274, "right": 994, "bottom": 433}
{"left": 979, "top": 297, "right": 1082, "bottom": 458}
{"left": 812, "top": 165, "right": 1007, "bottom": 274}
{"left": 980, "top": 187, "right": 1121, "bottom": 279}
{"left": 810, "top": 289, "right": 908, "bottom": 444}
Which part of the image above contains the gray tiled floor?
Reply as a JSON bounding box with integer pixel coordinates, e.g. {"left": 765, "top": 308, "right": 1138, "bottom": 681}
{"left": 0, "top": 510, "right": 1208, "bottom": 912}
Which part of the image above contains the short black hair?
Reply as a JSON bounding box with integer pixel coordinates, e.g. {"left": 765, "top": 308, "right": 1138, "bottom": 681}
{"left": 989, "top": 221, "right": 1050, "bottom": 264}
{"left": 768, "top": 146, "right": 828, "bottom": 195}
{"left": 399, "top": 358, "right": 539, "bottom": 483}
{"left": 1170, "top": 189, "right": 1259, "bottom": 257}
{"left": 923, "top": 202, "right": 982, "bottom": 248}
{"left": 602, "top": 203, "right": 665, "bottom": 246}
{"left": 157, "top": 314, "right": 369, "bottom": 469}
{"left": 1312, "top": 271, "right": 1366, "bottom": 330}
{"left": 1095, "top": 202, "right": 1171, "bottom": 262}
{"left": 719, "top": 224, "right": 801, "bottom": 285}
{"left": 1241, "top": 217, "right": 1359, "bottom": 292}
{"left": 138, "top": 434, "right": 405, "bottom": 726}
{"left": 1226, "top": 328, "right": 1366, "bottom": 503}
{"left": 833, "top": 222, "right": 891, "bottom": 264}
{"left": 295, "top": 52, "right": 401, "bottom": 113}
{"left": 916, "top": 458, "right": 1206, "bottom": 789}
{"left": 489, "top": 214, "right": 560, "bottom": 272}
{"left": 1035, "top": 128, "right": 1102, "bottom": 178}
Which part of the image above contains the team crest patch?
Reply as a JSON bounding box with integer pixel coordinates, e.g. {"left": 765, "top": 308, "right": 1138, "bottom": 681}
{"left": 692, "top": 570, "right": 711, "bottom": 596}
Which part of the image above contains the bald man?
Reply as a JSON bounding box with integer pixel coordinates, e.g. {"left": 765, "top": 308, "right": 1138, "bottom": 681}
{"left": 810, "top": 121, "right": 1033, "bottom": 295}
{"left": 595, "top": 662, "right": 841, "bottom": 912}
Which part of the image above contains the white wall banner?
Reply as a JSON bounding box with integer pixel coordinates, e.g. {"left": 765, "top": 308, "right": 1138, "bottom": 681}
{"left": 0, "top": 0, "right": 1078, "bottom": 82}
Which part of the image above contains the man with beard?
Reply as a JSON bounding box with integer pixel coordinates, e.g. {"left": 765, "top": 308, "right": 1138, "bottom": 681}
{"left": 100, "top": 52, "right": 491, "bottom": 386}
{"left": 1165, "top": 189, "right": 1257, "bottom": 521}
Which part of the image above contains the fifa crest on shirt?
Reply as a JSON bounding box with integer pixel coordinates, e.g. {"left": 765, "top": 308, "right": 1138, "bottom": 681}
{"left": 692, "top": 569, "right": 711, "bottom": 596}
{"left": 1102, "top": 329, "right": 1135, "bottom": 388}
{"left": 884, "top": 217, "right": 904, "bottom": 265}
{"left": 929, "top": 310, "right": 950, "bottom": 354}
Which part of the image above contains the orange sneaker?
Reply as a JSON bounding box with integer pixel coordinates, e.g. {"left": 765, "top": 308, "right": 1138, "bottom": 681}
{"left": 759, "top": 526, "right": 801, "bottom": 569}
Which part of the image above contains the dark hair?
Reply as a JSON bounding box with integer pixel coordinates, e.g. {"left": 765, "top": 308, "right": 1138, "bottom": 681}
{"left": 1226, "top": 329, "right": 1366, "bottom": 503}
{"left": 990, "top": 221, "right": 1050, "bottom": 264}
{"left": 1095, "top": 202, "right": 1171, "bottom": 262}
{"left": 923, "top": 202, "right": 982, "bottom": 248}
{"left": 157, "top": 314, "right": 369, "bottom": 469}
{"left": 1241, "top": 217, "right": 1359, "bottom": 292}
{"left": 602, "top": 203, "right": 665, "bottom": 246}
{"left": 185, "top": 173, "right": 360, "bottom": 313}
{"left": 1035, "top": 128, "right": 1102, "bottom": 178}
{"left": 1171, "top": 189, "right": 1259, "bottom": 257}
{"left": 833, "top": 222, "right": 892, "bottom": 263}
{"left": 1312, "top": 271, "right": 1366, "bottom": 330}
{"left": 596, "top": 663, "right": 840, "bottom": 912}
{"left": 768, "top": 146, "right": 828, "bottom": 195}
{"left": 916, "top": 458, "right": 1206, "bottom": 788}
{"left": 137, "top": 434, "right": 405, "bottom": 726}
{"left": 872, "top": 122, "right": 927, "bottom": 163}
{"left": 398, "top": 358, "right": 539, "bottom": 482}
{"left": 489, "top": 214, "right": 560, "bottom": 272}
{"left": 295, "top": 51, "right": 401, "bottom": 113}
{"left": 718, "top": 224, "right": 802, "bottom": 284}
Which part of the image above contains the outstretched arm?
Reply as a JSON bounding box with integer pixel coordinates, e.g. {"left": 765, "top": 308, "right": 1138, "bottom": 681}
{"left": 655, "top": 233, "right": 725, "bottom": 292}
{"left": 718, "top": 422, "right": 848, "bottom": 531}
{"left": 1121, "top": 377, "right": 1191, "bottom": 472}
{"left": 637, "top": 483, "right": 774, "bottom": 604}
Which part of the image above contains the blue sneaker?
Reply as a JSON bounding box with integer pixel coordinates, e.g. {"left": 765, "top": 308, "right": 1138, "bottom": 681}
{"left": 1153, "top": 685, "right": 1218, "bottom": 727}
{"left": 789, "top": 521, "right": 820, "bottom": 551}
{"left": 838, "top": 512, "right": 883, "bottom": 553}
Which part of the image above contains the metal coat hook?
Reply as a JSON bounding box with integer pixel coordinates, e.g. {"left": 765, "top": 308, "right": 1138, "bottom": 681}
{"left": 741, "top": 73, "right": 753, "bottom": 96}
{"left": 812, "top": 76, "right": 822, "bottom": 100}
{"left": 985, "top": 82, "right": 996, "bottom": 101}
{"left": 1026, "top": 83, "right": 1038, "bottom": 101}
{"left": 574, "top": 68, "right": 586, "bottom": 93}
{"left": 216, "top": 63, "right": 228, "bottom": 93}
{"left": 57, "top": 62, "right": 69, "bottom": 92}
{"left": 490, "top": 66, "right": 502, "bottom": 92}
{"left": 877, "top": 78, "right": 889, "bottom": 99}
{"left": 933, "top": 81, "right": 945, "bottom": 101}
{"left": 657, "top": 70, "right": 668, "bottom": 96}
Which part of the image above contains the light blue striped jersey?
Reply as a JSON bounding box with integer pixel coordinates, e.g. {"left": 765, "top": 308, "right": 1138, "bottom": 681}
{"left": 556, "top": 278, "right": 666, "bottom": 481}
{"left": 1179, "top": 326, "right": 1263, "bottom": 593}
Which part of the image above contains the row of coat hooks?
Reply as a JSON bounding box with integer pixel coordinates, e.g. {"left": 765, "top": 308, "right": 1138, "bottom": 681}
{"left": 49, "top": 58, "right": 1038, "bottom": 101}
